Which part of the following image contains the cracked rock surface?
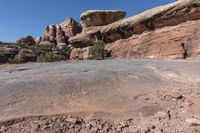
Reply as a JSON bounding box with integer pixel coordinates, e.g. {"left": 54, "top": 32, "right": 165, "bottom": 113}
{"left": 0, "top": 60, "right": 200, "bottom": 132}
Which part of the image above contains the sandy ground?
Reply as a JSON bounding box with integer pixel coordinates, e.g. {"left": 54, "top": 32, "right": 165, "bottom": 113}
{"left": 0, "top": 59, "right": 200, "bottom": 132}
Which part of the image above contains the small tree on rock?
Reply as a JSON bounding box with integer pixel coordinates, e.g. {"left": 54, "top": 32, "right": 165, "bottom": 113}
{"left": 90, "top": 40, "right": 105, "bottom": 60}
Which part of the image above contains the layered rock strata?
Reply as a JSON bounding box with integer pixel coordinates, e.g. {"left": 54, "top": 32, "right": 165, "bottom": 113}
{"left": 69, "top": 0, "right": 200, "bottom": 59}
{"left": 69, "top": 0, "right": 200, "bottom": 46}
{"left": 80, "top": 10, "right": 126, "bottom": 29}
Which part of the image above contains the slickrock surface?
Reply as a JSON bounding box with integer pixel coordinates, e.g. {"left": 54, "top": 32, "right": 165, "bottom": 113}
{"left": 0, "top": 60, "right": 200, "bottom": 132}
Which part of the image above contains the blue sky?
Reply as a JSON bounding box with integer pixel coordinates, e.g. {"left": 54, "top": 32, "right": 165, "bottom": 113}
{"left": 0, "top": 0, "right": 176, "bottom": 42}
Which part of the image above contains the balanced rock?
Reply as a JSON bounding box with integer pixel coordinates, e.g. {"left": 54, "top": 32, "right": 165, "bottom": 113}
{"left": 80, "top": 10, "right": 126, "bottom": 28}
{"left": 16, "top": 36, "right": 36, "bottom": 46}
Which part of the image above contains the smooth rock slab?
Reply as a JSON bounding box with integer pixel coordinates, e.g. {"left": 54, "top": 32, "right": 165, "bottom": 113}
{"left": 187, "top": 103, "right": 200, "bottom": 117}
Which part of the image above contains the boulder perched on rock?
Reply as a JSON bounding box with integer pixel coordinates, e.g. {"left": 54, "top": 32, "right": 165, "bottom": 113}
{"left": 16, "top": 36, "right": 36, "bottom": 46}
{"left": 80, "top": 10, "right": 126, "bottom": 28}
{"left": 69, "top": 0, "right": 200, "bottom": 47}
{"left": 39, "top": 18, "right": 81, "bottom": 45}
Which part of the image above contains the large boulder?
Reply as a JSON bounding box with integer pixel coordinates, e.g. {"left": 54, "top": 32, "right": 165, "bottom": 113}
{"left": 105, "top": 20, "right": 200, "bottom": 59}
{"left": 16, "top": 36, "right": 36, "bottom": 46}
{"left": 80, "top": 10, "right": 126, "bottom": 28}
{"left": 69, "top": 0, "right": 200, "bottom": 47}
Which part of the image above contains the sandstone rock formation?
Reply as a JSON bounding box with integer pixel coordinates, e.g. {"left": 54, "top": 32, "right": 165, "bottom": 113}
{"left": 16, "top": 36, "right": 36, "bottom": 46}
{"left": 16, "top": 48, "right": 39, "bottom": 62}
{"left": 80, "top": 10, "right": 126, "bottom": 29}
{"left": 70, "top": 47, "right": 90, "bottom": 60}
{"left": 0, "top": 45, "right": 19, "bottom": 58}
{"left": 105, "top": 20, "right": 200, "bottom": 59}
{"left": 39, "top": 18, "right": 81, "bottom": 46}
{"left": 68, "top": 0, "right": 200, "bottom": 59}
{"left": 69, "top": 0, "right": 200, "bottom": 45}
{"left": 40, "top": 25, "right": 56, "bottom": 44}
{"left": 10, "top": 0, "right": 200, "bottom": 61}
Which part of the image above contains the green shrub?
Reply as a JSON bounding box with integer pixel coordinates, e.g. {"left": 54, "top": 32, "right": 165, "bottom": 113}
{"left": 9, "top": 56, "right": 22, "bottom": 64}
{"left": 0, "top": 42, "right": 17, "bottom": 45}
{"left": 90, "top": 40, "right": 105, "bottom": 60}
{"left": 37, "top": 52, "right": 59, "bottom": 62}
{"left": 61, "top": 46, "right": 71, "bottom": 54}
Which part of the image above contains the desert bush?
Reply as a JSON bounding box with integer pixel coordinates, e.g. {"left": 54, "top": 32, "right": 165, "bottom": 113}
{"left": 61, "top": 46, "right": 71, "bottom": 54}
{"left": 90, "top": 40, "right": 105, "bottom": 60}
{"left": 0, "top": 42, "right": 17, "bottom": 46}
{"left": 37, "top": 52, "right": 59, "bottom": 62}
{"left": 9, "top": 55, "right": 22, "bottom": 64}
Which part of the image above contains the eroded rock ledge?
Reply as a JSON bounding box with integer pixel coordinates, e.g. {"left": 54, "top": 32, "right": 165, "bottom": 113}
{"left": 80, "top": 10, "right": 126, "bottom": 29}
{"left": 9, "top": 0, "right": 200, "bottom": 62}
{"left": 69, "top": 0, "right": 200, "bottom": 47}
{"left": 69, "top": 0, "right": 200, "bottom": 59}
